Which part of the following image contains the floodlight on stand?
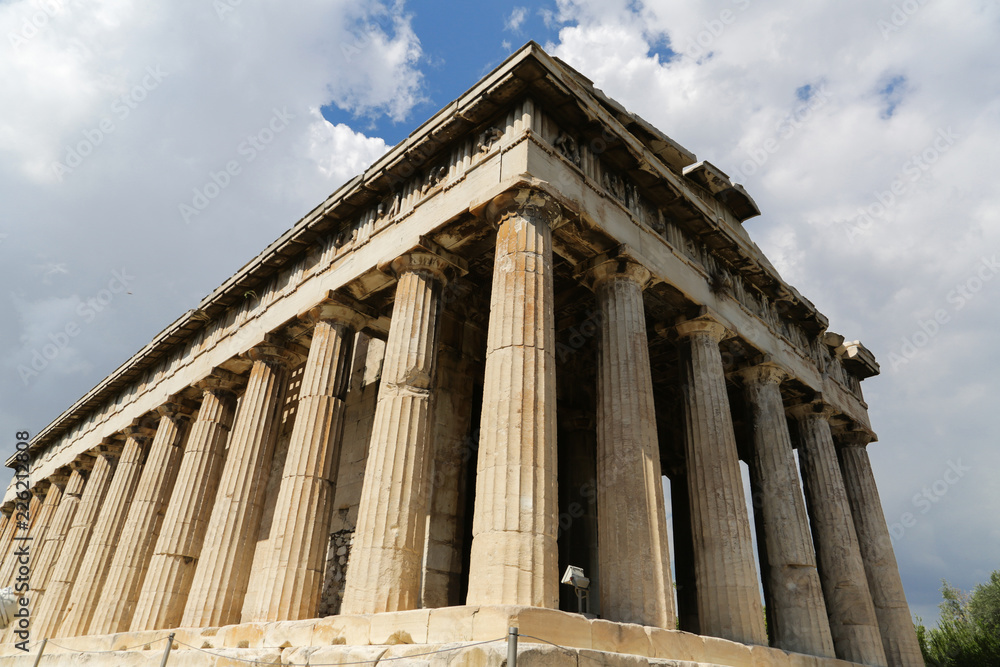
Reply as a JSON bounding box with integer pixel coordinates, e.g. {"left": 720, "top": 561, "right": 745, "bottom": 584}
{"left": 560, "top": 565, "right": 591, "bottom": 616}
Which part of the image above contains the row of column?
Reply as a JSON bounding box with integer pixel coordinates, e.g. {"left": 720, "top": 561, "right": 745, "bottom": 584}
{"left": 7, "top": 188, "right": 920, "bottom": 667}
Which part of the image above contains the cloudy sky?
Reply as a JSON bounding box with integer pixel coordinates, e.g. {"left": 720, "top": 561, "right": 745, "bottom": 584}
{"left": 2, "top": 0, "right": 997, "bottom": 628}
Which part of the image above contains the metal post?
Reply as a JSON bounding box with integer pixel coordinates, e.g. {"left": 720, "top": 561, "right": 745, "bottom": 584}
{"left": 507, "top": 626, "right": 518, "bottom": 667}
{"left": 30, "top": 638, "right": 47, "bottom": 667}
{"left": 159, "top": 632, "right": 175, "bottom": 667}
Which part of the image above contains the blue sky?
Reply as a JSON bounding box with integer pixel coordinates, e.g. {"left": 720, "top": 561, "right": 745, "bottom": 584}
{"left": 1, "top": 0, "right": 998, "bottom": 633}
{"left": 320, "top": 1, "right": 562, "bottom": 145}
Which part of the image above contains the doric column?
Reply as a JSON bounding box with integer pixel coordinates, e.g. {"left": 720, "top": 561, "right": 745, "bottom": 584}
{"left": 0, "top": 510, "right": 18, "bottom": 566}
{"left": 0, "top": 514, "right": 8, "bottom": 562}
{"left": 791, "top": 405, "right": 887, "bottom": 666}
{"left": 58, "top": 426, "right": 151, "bottom": 637}
{"left": 131, "top": 372, "right": 239, "bottom": 632}
{"left": 0, "top": 492, "right": 43, "bottom": 586}
{"left": 467, "top": 189, "right": 561, "bottom": 608}
{"left": 251, "top": 295, "right": 368, "bottom": 621}
{"left": 585, "top": 254, "right": 674, "bottom": 628}
{"left": 676, "top": 315, "right": 766, "bottom": 645}
{"left": 181, "top": 342, "right": 293, "bottom": 628}
{"left": 838, "top": 431, "right": 924, "bottom": 667}
{"left": 27, "top": 480, "right": 64, "bottom": 566}
{"left": 31, "top": 467, "right": 87, "bottom": 600}
{"left": 739, "top": 364, "right": 834, "bottom": 657}
{"left": 34, "top": 448, "right": 117, "bottom": 639}
{"left": 341, "top": 250, "right": 455, "bottom": 614}
{"left": 421, "top": 293, "right": 479, "bottom": 609}
{"left": 90, "top": 404, "right": 190, "bottom": 635}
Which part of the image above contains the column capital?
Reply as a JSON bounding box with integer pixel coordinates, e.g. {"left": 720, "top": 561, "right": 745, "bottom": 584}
{"left": 31, "top": 478, "right": 52, "bottom": 497}
{"left": 736, "top": 362, "right": 787, "bottom": 387}
{"left": 93, "top": 436, "right": 125, "bottom": 460}
{"left": 300, "top": 291, "right": 375, "bottom": 330}
{"left": 70, "top": 455, "right": 96, "bottom": 473}
{"left": 156, "top": 398, "right": 197, "bottom": 422}
{"left": 486, "top": 188, "right": 565, "bottom": 230}
{"left": 787, "top": 399, "right": 836, "bottom": 422}
{"left": 380, "top": 236, "right": 468, "bottom": 286}
{"left": 124, "top": 422, "right": 158, "bottom": 444}
{"left": 834, "top": 428, "right": 874, "bottom": 448}
{"left": 47, "top": 468, "right": 71, "bottom": 489}
{"left": 674, "top": 310, "right": 729, "bottom": 343}
{"left": 577, "top": 245, "right": 652, "bottom": 291}
{"left": 390, "top": 252, "right": 451, "bottom": 284}
{"left": 195, "top": 367, "right": 244, "bottom": 394}
{"left": 242, "top": 335, "right": 308, "bottom": 368}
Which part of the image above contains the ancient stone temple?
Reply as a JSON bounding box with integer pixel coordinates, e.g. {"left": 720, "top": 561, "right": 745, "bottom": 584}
{"left": 0, "top": 42, "right": 922, "bottom": 666}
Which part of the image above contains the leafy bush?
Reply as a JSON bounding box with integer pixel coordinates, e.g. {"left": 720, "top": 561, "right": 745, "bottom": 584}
{"left": 916, "top": 570, "right": 1000, "bottom": 666}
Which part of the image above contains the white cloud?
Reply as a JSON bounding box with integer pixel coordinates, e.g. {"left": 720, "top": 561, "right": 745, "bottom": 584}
{"left": 0, "top": 0, "right": 424, "bottom": 466}
{"left": 547, "top": 0, "right": 1000, "bottom": 624}
{"left": 505, "top": 6, "right": 528, "bottom": 32}
{"left": 305, "top": 111, "right": 390, "bottom": 183}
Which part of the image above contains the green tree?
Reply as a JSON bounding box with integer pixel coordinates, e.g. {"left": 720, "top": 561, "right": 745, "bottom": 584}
{"left": 968, "top": 570, "right": 1000, "bottom": 633}
{"left": 916, "top": 570, "right": 1000, "bottom": 666}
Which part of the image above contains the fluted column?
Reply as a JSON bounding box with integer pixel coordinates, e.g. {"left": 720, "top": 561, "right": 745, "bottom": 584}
{"left": 27, "top": 481, "right": 63, "bottom": 565}
{"left": 181, "top": 343, "right": 292, "bottom": 628}
{"left": 252, "top": 297, "right": 367, "bottom": 621}
{"left": 467, "top": 189, "right": 561, "bottom": 608}
{"left": 0, "top": 509, "right": 18, "bottom": 559}
{"left": 838, "top": 432, "right": 923, "bottom": 667}
{"left": 0, "top": 511, "right": 20, "bottom": 570}
{"left": 90, "top": 405, "right": 190, "bottom": 635}
{"left": 131, "top": 373, "right": 238, "bottom": 632}
{"left": 0, "top": 480, "right": 57, "bottom": 643}
{"left": 31, "top": 468, "right": 86, "bottom": 601}
{"left": 739, "top": 365, "right": 835, "bottom": 656}
{"left": 341, "top": 252, "right": 451, "bottom": 614}
{"left": 0, "top": 492, "right": 42, "bottom": 586}
{"left": 421, "top": 322, "right": 479, "bottom": 609}
{"left": 676, "top": 316, "right": 766, "bottom": 645}
{"left": 0, "top": 515, "right": 9, "bottom": 563}
{"left": 587, "top": 255, "right": 674, "bottom": 628}
{"left": 0, "top": 479, "right": 62, "bottom": 631}
{"left": 58, "top": 427, "right": 151, "bottom": 637}
{"left": 792, "top": 405, "right": 887, "bottom": 666}
{"left": 34, "top": 449, "right": 117, "bottom": 639}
